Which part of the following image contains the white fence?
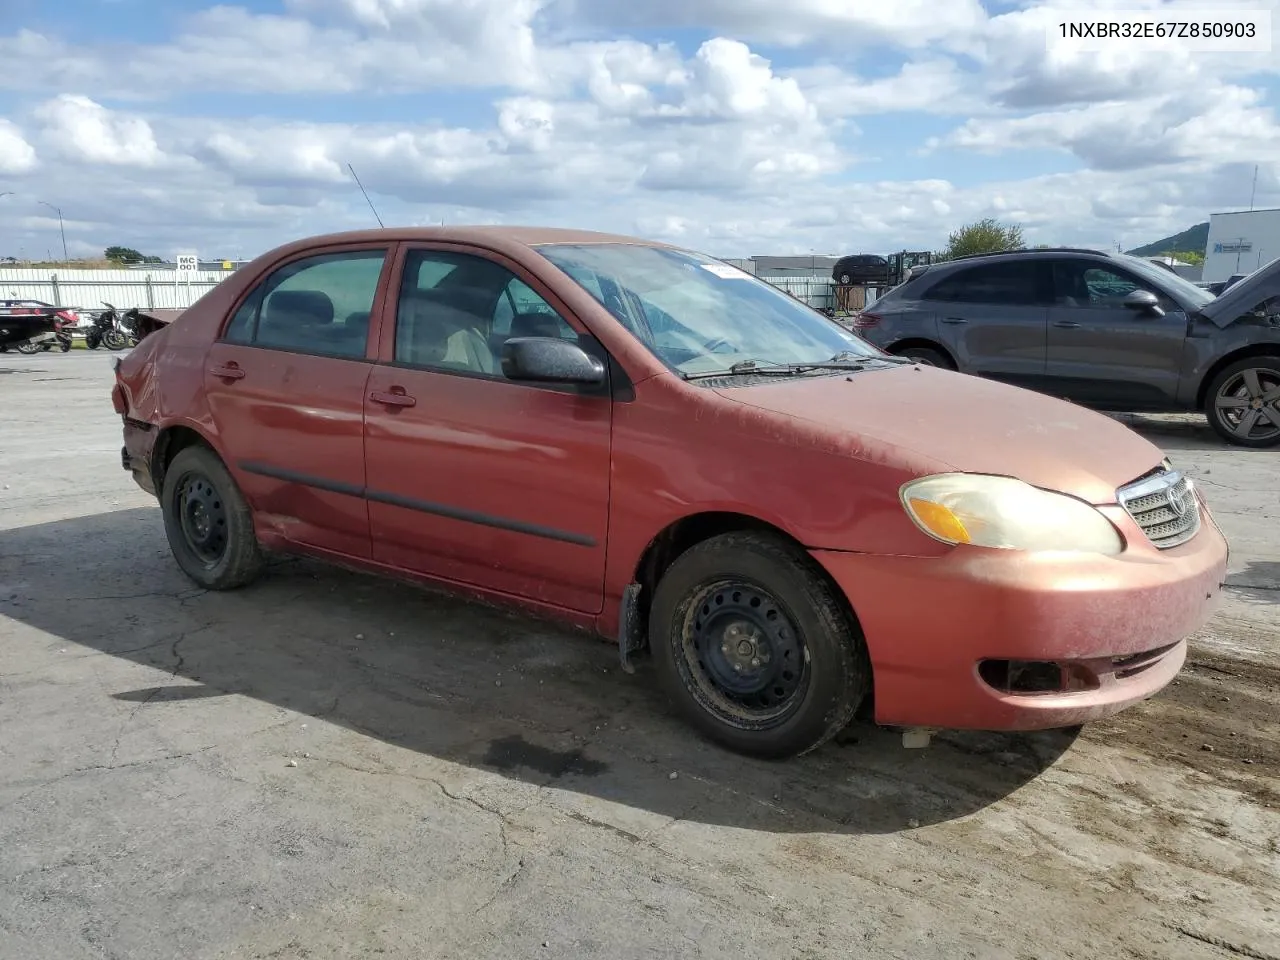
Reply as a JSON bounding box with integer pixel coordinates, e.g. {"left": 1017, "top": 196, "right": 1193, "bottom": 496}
{"left": 0, "top": 266, "right": 876, "bottom": 316}
{"left": 0, "top": 268, "right": 232, "bottom": 311}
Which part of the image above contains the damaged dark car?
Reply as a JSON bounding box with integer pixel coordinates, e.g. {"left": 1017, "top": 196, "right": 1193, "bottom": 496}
{"left": 856, "top": 250, "right": 1280, "bottom": 447}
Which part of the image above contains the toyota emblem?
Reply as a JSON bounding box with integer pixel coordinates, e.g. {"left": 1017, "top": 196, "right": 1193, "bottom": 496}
{"left": 1167, "top": 488, "right": 1187, "bottom": 518}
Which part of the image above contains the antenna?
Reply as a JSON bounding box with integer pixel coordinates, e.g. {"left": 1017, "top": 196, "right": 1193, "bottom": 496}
{"left": 347, "top": 163, "right": 384, "bottom": 228}
{"left": 1249, "top": 164, "right": 1259, "bottom": 211}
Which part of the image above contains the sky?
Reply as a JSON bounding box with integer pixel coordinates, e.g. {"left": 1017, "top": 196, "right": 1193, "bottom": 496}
{"left": 0, "top": 0, "right": 1277, "bottom": 261}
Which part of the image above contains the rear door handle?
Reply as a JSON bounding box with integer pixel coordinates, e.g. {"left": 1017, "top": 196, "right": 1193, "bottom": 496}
{"left": 369, "top": 389, "right": 416, "bottom": 408}
{"left": 208, "top": 363, "right": 245, "bottom": 380}
{"left": 1053, "top": 320, "right": 1081, "bottom": 329}
{"left": 941, "top": 317, "right": 969, "bottom": 325}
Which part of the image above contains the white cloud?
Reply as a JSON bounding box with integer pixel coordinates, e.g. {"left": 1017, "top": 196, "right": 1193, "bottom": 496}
{"left": 33, "top": 95, "right": 166, "bottom": 167}
{"left": 932, "top": 82, "right": 1280, "bottom": 171}
{"left": 0, "top": 119, "right": 38, "bottom": 174}
{"left": 0, "top": 0, "right": 1278, "bottom": 263}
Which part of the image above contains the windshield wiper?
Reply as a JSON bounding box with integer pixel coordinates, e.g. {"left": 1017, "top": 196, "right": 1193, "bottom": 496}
{"left": 683, "top": 359, "right": 812, "bottom": 381}
{"left": 682, "top": 351, "right": 910, "bottom": 382}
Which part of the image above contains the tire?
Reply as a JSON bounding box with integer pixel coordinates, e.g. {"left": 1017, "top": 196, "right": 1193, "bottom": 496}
{"left": 896, "top": 345, "right": 953, "bottom": 369}
{"left": 1204, "top": 357, "right": 1280, "bottom": 448}
{"left": 104, "top": 329, "right": 128, "bottom": 350}
{"left": 161, "top": 444, "right": 265, "bottom": 590}
{"left": 649, "top": 531, "right": 870, "bottom": 759}
{"left": 16, "top": 341, "right": 40, "bottom": 354}
{"left": 838, "top": 272, "right": 853, "bottom": 284}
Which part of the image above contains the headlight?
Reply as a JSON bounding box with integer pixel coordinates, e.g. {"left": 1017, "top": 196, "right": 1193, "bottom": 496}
{"left": 900, "top": 474, "right": 1123, "bottom": 555}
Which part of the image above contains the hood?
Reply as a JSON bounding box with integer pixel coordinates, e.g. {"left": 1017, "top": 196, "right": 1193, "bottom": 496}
{"left": 1197, "top": 258, "right": 1280, "bottom": 328}
{"left": 715, "top": 365, "right": 1165, "bottom": 505}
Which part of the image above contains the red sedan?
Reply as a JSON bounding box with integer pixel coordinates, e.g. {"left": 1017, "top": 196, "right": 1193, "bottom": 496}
{"left": 112, "top": 228, "right": 1229, "bottom": 758}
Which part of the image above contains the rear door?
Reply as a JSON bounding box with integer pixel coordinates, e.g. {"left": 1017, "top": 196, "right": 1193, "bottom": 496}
{"left": 920, "top": 260, "right": 1051, "bottom": 386}
{"left": 362, "top": 245, "right": 612, "bottom": 613}
{"left": 203, "top": 244, "right": 392, "bottom": 559}
{"left": 1043, "top": 259, "right": 1188, "bottom": 408}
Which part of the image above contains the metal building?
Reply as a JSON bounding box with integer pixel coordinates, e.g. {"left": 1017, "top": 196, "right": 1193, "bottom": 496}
{"left": 1203, "top": 208, "right": 1280, "bottom": 282}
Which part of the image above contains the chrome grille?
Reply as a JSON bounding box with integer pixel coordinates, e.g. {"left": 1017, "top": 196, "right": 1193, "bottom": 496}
{"left": 1116, "top": 468, "right": 1200, "bottom": 549}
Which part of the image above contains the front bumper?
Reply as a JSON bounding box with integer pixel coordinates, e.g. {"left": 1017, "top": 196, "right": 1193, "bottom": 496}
{"left": 812, "top": 506, "right": 1229, "bottom": 731}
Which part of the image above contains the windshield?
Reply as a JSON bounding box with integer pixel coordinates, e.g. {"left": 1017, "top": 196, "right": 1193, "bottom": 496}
{"left": 535, "top": 243, "right": 881, "bottom": 377}
{"left": 1115, "top": 254, "right": 1216, "bottom": 308}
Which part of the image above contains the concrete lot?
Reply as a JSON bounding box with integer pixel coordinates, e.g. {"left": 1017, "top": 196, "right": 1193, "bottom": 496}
{"left": 1, "top": 350, "right": 1277, "bottom": 960}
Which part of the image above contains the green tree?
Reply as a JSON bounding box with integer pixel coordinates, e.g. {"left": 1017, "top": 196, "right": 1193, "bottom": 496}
{"left": 104, "top": 246, "right": 163, "bottom": 264}
{"left": 941, "top": 218, "right": 1025, "bottom": 260}
{"left": 105, "top": 246, "right": 143, "bottom": 263}
{"left": 1161, "top": 249, "right": 1205, "bottom": 266}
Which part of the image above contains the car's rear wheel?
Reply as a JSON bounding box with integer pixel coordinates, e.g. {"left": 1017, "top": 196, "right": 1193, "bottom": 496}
{"left": 837, "top": 272, "right": 853, "bottom": 284}
{"left": 1205, "top": 357, "right": 1280, "bottom": 448}
{"left": 161, "top": 444, "right": 264, "bottom": 590}
{"left": 895, "top": 345, "right": 953, "bottom": 368}
{"left": 650, "top": 531, "right": 870, "bottom": 759}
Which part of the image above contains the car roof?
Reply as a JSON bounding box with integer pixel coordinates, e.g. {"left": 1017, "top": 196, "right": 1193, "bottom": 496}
{"left": 264, "top": 225, "right": 677, "bottom": 258}
{"left": 943, "top": 247, "right": 1114, "bottom": 264}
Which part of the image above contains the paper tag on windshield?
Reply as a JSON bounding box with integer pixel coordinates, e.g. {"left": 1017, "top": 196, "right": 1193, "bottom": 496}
{"left": 701, "top": 262, "right": 750, "bottom": 279}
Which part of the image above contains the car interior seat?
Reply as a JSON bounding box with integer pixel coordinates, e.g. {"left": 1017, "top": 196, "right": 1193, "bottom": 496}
{"left": 398, "top": 289, "right": 497, "bottom": 375}
{"left": 260, "top": 290, "right": 339, "bottom": 350}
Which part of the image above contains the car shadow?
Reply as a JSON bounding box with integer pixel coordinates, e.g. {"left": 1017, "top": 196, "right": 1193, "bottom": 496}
{"left": 1109, "top": 412, "right": 1232, "bottom": 453}
{"left": 1224, "top": 560, "right": 1280, "bottom": 607}
{"left": 1, "top": 508, "right": 1078, "bottom": 835}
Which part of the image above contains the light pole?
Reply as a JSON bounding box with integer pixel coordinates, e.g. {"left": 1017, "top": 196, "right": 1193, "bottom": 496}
{"left": 38, "top": 200, "right": 68, "bottom": 261}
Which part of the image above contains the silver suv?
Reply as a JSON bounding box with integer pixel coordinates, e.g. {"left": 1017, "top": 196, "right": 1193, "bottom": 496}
{"left": 855, "top": 248, "right": 1280, "bottom": 448}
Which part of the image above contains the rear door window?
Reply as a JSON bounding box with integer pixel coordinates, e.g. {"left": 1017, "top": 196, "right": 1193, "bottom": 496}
{"left": 923, "top": 262, "right": 1047, "bottom": 305}
{"left": 222, "top": 250, "right": 387, "bottom": 358}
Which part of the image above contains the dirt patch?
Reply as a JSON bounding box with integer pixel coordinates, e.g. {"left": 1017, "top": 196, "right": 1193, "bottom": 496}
{"left": 1085, "top": 645, "right": 1280, "bottom": 808}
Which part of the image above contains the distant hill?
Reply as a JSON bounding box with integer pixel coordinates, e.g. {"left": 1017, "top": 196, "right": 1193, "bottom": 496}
{"left": 1125, "top": 222, "right": 1209, "bottom": 258}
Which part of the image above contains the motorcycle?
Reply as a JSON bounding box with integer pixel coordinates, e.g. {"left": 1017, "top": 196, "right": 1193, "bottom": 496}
{"left": 85, "top": 303, "right": 131, "bottom": 351}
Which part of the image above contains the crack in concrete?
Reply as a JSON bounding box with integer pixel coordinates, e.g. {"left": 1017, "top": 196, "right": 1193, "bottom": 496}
{"left": 1166, "top": 923, "right": 1280, "bottom": 960}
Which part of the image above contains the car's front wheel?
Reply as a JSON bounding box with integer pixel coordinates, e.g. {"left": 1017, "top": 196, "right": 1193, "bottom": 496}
{"left": 650, "top": 531, "right": 870, "bottom": 759}
{"left": 161, "top": 444, "right": 265, "bottom": 590}
{"left": 1205, "top": 357, "right": 1280, "bottom": 448}
{"left": 895, "top": 345, "right": 953, "bottom": 368}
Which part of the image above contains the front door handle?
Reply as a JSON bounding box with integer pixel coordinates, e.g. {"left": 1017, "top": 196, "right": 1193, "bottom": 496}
{"left": 1053, "top": 320, "right": 1081, "bottom": 329}
{"left": 370, "top": 389, "right": 417, "bottom": 408}
{"left": 209, "top": 363, "right": 245, "bottom": 380}
{"left": 941, "top": 316, "right": 969, "bottom": 325}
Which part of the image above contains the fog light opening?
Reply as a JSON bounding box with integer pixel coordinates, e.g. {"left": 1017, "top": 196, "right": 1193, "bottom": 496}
{"left": 979, "top": 659, "right": 1067, "bottom": 694}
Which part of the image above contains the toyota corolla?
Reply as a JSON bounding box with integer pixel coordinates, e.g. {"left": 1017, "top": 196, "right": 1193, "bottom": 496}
{"left": 112, "top": 227, "right": 1229, "bottom": 759}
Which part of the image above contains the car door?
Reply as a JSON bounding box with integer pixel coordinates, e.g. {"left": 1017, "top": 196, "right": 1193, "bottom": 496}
{"left": 920, "top": 260, "right": 1050, "bottom": 386}
{"left": 363, "top": 245, "right": 612, "bottom": 614}
{"left": 204, "top": 244, "right": 392, "bottom": 559}
{"left": 1043, "top": 259, "right": 1188, "bottom": 407}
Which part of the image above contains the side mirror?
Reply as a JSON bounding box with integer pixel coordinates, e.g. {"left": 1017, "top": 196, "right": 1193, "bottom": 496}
{"left": 1123, "top": 289, "right": 1165, "bottom": 317}
{"left": 500, "top": 336, "right": 606, "bottom": 386}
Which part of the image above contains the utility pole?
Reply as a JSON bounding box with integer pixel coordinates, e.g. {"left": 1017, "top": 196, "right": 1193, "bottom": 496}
{"left": 38, "top": 200, "right": 67, "bottom": 260}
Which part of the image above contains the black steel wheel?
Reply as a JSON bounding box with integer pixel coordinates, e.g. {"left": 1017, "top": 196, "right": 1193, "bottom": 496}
{"left": 161, "top": 444, "right": 264, "bottom": 590}
{"left": 104, "top": 328, "right": 128, "bottom": 350}
{"left": 681, "top": 579, "right": 810, "bottom": 726}
{"left": 650, "top": 531, "right": 870, "bottom": 759}
{"left": 1205, "top": 357, "right": 1280, "bottom": 448}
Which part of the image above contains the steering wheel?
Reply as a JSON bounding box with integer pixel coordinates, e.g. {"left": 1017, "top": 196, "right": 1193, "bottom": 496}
{"left": 703, "top": 337, "right": 737, "bottom": 354}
